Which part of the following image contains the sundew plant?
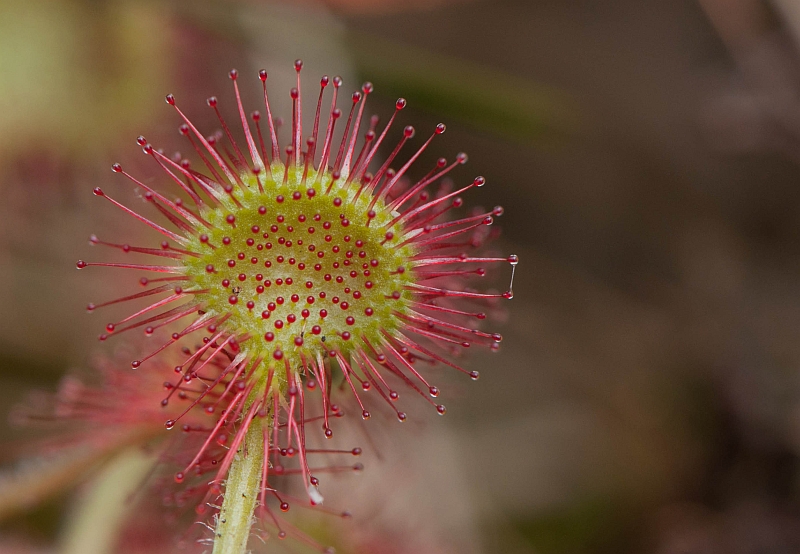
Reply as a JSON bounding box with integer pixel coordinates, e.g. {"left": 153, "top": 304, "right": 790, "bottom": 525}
{"left": 77, "top": 61, "right": 517, "bottom": 553}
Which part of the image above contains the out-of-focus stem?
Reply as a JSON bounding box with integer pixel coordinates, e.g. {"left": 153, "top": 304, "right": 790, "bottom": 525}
{"left": 212, "top": 415, "right": 265, "bottom": 554}
{"left": 62, "top": 447, "right": 156, "bottom": 554}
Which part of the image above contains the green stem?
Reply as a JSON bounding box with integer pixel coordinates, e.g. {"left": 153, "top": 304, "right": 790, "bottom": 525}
{"left": 212, "top": 415, "right": 265, "bottom": 554}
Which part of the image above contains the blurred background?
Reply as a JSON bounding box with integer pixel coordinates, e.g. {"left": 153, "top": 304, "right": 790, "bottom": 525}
{"left": 2, "top": 0, "right": 800, "bottom": 552}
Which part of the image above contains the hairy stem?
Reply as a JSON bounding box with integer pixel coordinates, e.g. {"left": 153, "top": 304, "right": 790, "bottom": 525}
{"left": 212, "top": 415, "right": 265, "bottom": 554}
